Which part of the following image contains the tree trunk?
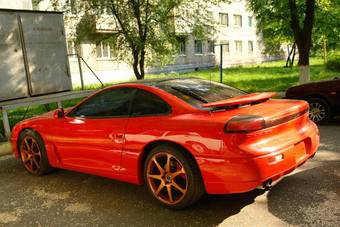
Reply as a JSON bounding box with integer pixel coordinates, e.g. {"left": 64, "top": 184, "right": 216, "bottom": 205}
{"left": 297, "top": 45, "right": 311, "bottom": 83}
{"left": 288, "top": 0, "right": 315, "bottom": 84}
{"left": 299, "top": 65, "right": 310, "bottom": 84}
{"left": 132, "top": 50, "right": 143, "bottom": 80}
{"left": 139, "top": 49, "right": 145, "bottom": 79}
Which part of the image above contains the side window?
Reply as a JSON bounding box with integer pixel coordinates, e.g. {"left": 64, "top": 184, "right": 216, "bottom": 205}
{"left": 131, "top": 89, "right": 171, "bottom": 116}
{"left": 68, "top": 88, "right": 133, "bottom": 118}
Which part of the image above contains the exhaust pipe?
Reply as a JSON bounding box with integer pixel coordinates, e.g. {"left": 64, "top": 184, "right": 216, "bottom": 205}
{"left": 263, "top": 179, "right": 273, "bottom": 190}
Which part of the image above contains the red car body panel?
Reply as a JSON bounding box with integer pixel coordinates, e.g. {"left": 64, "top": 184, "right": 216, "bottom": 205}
{"left": 10, "top": 82, "right": 320, "bottom": 194}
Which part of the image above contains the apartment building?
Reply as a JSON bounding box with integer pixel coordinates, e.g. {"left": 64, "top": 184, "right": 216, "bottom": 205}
{"left": 37, "top": 0, "right": 273, "bottom": 86}
{"left": 0, "top": 0, "right": 32, "bottom": 10}
{"left": 155, "top": 1, "right": 269, "bottom": 73}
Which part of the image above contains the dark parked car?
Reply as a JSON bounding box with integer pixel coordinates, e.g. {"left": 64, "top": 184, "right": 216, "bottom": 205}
{"left": 285, "top": 77, "right": 340, "bottom": 123}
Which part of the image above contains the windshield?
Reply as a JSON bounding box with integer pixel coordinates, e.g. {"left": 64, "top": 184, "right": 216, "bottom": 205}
{"left": 156, "top": 78, "right": 246, "bottom": 109}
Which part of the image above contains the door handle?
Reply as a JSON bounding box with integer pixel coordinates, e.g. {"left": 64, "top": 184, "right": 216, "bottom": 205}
{"left": 111, "top": 133, "right": 124, "bottom": 144}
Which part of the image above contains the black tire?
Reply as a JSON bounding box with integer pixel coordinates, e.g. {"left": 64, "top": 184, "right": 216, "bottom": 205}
{"left": 307, "top": 97, "right": 331, "bottom": 124}
{"left": 18, "top": 129, "right": 53, "bottom": 176}
{"left": 144, "top": 144, "right": 205, "bottom": 209}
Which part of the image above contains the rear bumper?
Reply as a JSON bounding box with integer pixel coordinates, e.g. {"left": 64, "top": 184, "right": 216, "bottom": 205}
{"left": 201, "top": 125, "right": 319, "bottom": 194}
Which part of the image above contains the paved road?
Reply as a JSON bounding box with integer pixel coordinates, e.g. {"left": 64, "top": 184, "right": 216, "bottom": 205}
{"left": 0, "top": 123, "right": 339, "bottom": 227}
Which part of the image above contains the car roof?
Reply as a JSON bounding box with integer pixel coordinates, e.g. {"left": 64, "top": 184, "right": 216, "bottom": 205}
{"left": 117, "top": 77, "right": 199, "bottom": 86}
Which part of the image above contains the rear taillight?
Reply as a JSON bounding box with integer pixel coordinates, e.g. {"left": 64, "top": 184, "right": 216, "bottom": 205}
{"left": 224, "top": 115, "right": 266, "bottom": 133}
{"left": 225, "top": 108, "right": 308, "bottom": 133}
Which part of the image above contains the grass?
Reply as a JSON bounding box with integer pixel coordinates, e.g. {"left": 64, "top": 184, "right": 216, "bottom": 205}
{"left": 146, "top": 57, "right": 338, "bottom": 92}
{"left": 1, "top": 56, "right": 338, "bottom": 136}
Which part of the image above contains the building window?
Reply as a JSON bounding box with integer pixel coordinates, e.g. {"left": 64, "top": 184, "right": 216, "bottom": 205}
{"left": 96, "top": 41, "right": 115, "bottom": 59}
{"left": 248, "top": 41, "right": 254, "bottom": 53}
{"left": 248, "top": 16, "right": 253, "bottom": 27}
{"left": 177, "top": 37, "right": 186, "bottom": 55}
{"left": 67, "top": 41, "right": 80, "bottom": 58}
{"left": 235, "top": 40, "right": 242, "bottom": 53}
{"left": 222, "top": 41, "right": 230, "bottom": 54}
{"left": 234, "top": 15, "right": 242, "bottom": 27}
{"left": 194, "top": 40, "right": 203, "bottom": 54}
{"left": 219, "top": 13, "right": 228, "bottom": 26}
{"left": 208, "top": 41, "right": 215, "bottom": 54}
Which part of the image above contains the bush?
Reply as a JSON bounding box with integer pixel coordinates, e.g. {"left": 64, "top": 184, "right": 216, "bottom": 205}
{"left": 326, "top": 56, "right": 340, "bottom": 71}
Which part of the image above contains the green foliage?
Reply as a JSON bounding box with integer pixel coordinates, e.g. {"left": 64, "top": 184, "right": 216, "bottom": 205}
{"left": 247, "top": 0, "right": 292, "bottom": 54}
{"left": 326, "top": 54, "right": 340, "bottom": 71}
{"left": 313, "top": 0, "right": 340, "bottom": 51}
{"left": 248, "top": 0, "right": 340, "bottom": 55}
{"left": 65, "top": 0, "right": 226, "bottom": 79}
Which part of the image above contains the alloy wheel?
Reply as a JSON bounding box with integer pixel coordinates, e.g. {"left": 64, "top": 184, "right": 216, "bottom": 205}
{"left": 20, "top": 136, "right": 42, "bottom": 174}
{"left": 309, "top": 102, "right": 326, "bottom": 123}
{"left": 146, "top": 152, "right": 188, "bottom": 205}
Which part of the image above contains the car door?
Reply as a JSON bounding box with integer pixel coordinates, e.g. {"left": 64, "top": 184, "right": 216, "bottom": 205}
{"left": 121, "top": 88, "right": 172, "bottom": 177}
{"left": 51, "top": 87, "right": 135, "bottom": 176}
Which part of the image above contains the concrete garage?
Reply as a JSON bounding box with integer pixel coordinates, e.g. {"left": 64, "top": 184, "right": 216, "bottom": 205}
{"left": 0, "top": 122, "right": 339, "bottom": 226}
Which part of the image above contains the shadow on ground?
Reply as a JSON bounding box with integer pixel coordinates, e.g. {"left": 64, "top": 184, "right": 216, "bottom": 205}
{"left": 267, "top": 121, "right": 340, "bottom": 226}
{"left": 0, "top": 157, "right": 264, "bottom": 227}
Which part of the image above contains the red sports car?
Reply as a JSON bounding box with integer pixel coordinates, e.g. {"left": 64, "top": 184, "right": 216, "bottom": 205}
{"left": 10, "top": 78, "right": 319, "bottom": 208}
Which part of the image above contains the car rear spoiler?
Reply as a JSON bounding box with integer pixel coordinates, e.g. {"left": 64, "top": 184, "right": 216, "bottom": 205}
{"left": 201, "top": 92, "right": 277, "bottom": 108}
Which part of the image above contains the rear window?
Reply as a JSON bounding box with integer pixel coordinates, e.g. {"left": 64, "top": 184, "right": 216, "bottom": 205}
{"left": 156, "top": 78, "right": 246, "bottom": 109}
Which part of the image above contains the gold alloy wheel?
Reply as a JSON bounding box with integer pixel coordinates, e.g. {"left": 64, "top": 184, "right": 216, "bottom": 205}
{"left": 20, "top": 136, "right": 42, "bottom": 174}
{"left": 146, "top": 152, "right": 188, "bottom": 205}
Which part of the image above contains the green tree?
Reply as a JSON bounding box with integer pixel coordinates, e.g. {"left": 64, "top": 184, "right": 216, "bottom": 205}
{"left": 64, "top": 0, "right": 224, "bottom": 80}
{"left": 248, "top": 0, "right": 340, "bottom": 83}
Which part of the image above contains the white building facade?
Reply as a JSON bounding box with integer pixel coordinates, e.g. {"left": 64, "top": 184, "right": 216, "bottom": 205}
{"left": 0, "top": 0, "right": 32, "bottom": 10}
{"left": 35, "top": 0, "right": 276, "bottom": 86}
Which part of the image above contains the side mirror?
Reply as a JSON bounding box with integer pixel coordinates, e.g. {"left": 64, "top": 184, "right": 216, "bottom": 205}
{"left": 54, "top": 108, "right": 65, "bottom": 119}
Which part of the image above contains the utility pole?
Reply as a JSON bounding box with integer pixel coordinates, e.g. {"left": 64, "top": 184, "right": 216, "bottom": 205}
{"left": 215, "top": 43, "right": 228, "bottom": 83}
{"left": 220, "top": 44, "right": 223, "bottom": 83}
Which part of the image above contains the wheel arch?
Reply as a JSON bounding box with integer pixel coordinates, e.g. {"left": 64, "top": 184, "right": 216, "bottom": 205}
{"left": 304, "top": 93, "right": 331, "bottom": 105}
{"left": 305, "top": 94, "right": 334, "bottom": 115}
{"left": 17, "top": 127, "right": 43, "bottom": 155}
{"left": 138, "top": 140, "right": 204, "bottom": 187}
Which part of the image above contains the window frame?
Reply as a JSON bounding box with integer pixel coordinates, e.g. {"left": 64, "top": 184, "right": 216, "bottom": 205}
{"left": 235, "top": 40, "right": 243, "bottom": 53}
{"left": 219, "top": 13, "right": 228, "bottom": 26}
{"left": 248, "top": 40, "right": 254, "bottom": 54}
{"left": 67, "top": 87, "right": 136, "bottom": 119}
{"left": 207, "top": 40, "right": 215, "bottom": 54}
{"left": 221, "top": 41, "right": 230, "bottom": 54}
{"left": 155, "top": 78, "right": 247, "bottom": 110}
{"left": 194, "top": 40, "right": 203, "bottom": 54}
{"left": 248, "top": 16, "right": 253, "bottom": 27}
{"left": 67, "top": 87, "right": 172, "bottom": 119}
{"left": 177, "top": 36, "right": 186, "bottom": 56}
{"left": 233, "top": 14, "right": 242, "bottom": 27}
{"left": 96, "top": 41, "right": 115, "bottom": 59}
